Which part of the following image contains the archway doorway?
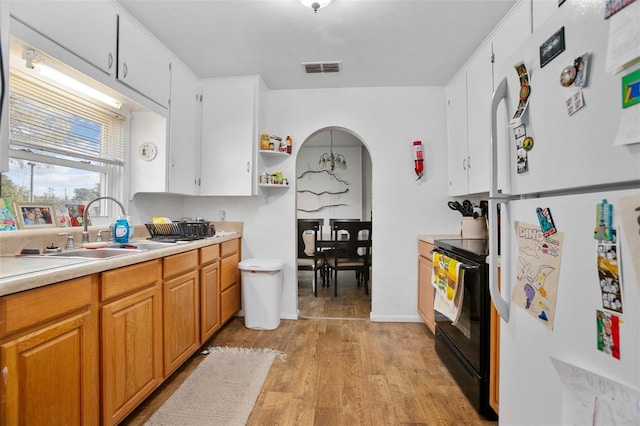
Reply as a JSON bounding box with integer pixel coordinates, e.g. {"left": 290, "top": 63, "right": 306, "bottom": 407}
{"left": 295, "top": 127, "right": 372, "bottom": 319}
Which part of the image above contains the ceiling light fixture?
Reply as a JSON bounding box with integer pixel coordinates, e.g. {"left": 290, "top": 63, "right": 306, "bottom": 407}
{"left": 23, "top": 49, "right": 123, "bottom": 110}
{"left": 319, "top": 129, "right": 346, "bottom": 171}
{"left": 300, "top": 0, "right": 332, "bottom": 14}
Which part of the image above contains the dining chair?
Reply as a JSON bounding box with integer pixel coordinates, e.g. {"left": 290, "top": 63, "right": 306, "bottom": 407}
{"left": 297, "top": 219, "right": 325, "bottom": 296}
{"left": 325, "top": 220, "right": 372, "bottom": 297}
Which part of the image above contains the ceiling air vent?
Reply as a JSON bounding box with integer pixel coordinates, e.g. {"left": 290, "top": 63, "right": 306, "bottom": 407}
{"left": 302, "top": 61, "right": 342, "bottom": 74}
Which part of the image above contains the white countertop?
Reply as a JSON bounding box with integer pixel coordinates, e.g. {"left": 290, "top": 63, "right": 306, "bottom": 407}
{"left": 0, "top": 233, "right": 240, "bottom": 297}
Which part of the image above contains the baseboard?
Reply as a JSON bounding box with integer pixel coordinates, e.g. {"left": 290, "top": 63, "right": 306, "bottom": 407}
{"left": 369, "top": 313, "right": 423, "bottom": 323}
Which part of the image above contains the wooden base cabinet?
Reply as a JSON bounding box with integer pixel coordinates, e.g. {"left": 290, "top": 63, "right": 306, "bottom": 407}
{"left": 489, "top": 267, "right": 501, "bottom": 415}
{"left": 100, "top": 260, "right": 163, "bottom": 426}
{"left": 200, "top": 244, "right": 221, "bottom": 343}
{"left": 417, "top": 240, "right": 436, "bottom": 334}
{"left": 220, "top": 239, "right": 241, "bottom": 323}
{"left": 163, "top": 250, "right": 200, "bottom": 377}
{"left": 0, "top": 276, "right": 99, "bottom": 426}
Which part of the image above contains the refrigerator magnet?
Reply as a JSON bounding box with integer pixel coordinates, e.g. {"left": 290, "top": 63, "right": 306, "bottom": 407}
{"left": 573, "top": 53, "right": 589, "bottom": 88}
{"left": 560, "top": 65, "right": 576, "bottom": 87}
{"left": 596, "top": 310, "right": 620, "bottom": 360}
{"left": 566, "top": 90, "right": 585, "bottom": 116}
{"left": 539, "top": 27, "right": 565, "bottom": 68}
{"left": 522, "top": 136, "right": 534, "bottom": 151}
{"left": 536, "top": 207, "right": 557, "bottom": 236}
{"left": 622, "top": 68, "right": 640, "bottom": 109}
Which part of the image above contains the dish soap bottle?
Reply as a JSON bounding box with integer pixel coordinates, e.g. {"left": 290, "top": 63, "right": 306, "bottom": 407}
{"left": 113, "top": 216, "right": 130, "bottom": 243}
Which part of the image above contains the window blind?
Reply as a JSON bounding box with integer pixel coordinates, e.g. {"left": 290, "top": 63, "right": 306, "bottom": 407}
{"left": 8, "top": 73, "right": 126, "bottom": 165}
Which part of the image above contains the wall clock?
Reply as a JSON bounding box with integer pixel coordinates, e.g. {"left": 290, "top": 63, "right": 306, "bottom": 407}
{"left": 138, "top": 142, "right": 158, "bottom": 161}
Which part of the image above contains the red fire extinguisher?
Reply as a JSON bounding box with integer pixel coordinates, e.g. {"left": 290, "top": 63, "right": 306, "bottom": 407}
{"left": 413, "top": 140, "right": 424, "bottom": 179}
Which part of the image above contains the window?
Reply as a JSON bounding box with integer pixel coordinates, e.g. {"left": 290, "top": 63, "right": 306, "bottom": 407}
{"left": 2, "top": 68, "right": 126, "bottom": 226}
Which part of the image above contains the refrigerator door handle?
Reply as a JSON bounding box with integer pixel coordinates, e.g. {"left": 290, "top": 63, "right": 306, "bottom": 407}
{"left": 489, "top": 77, "right": 510, "bottom": 322}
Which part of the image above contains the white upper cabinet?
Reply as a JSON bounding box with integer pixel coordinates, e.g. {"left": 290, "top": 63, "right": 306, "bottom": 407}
{"left": 168, "top": 59, "right": 200, "bottom": 195}
{"left": 9, "top": 0, "right": 117, "bottom": 76}
{"left": 446, "top": 70, "right": 469, "bottom": 196}
{"left": 9, "top": 1, "right": 170, "bottom": 110}
{"left": 465, "top": 41, "right": 494, "bottom": 195}
{"left": 446, "top": 0, "right": 532, "bottom": 196}
{"left": 117, "top": 13, "right": 170, "bottom": 109}
{"left": 200, "top": 76, "right": 265, "bottom": 196}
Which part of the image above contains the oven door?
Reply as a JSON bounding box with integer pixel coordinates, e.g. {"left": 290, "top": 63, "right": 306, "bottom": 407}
{"left": 433, "top": 249, "right": 485, "bottom": 374}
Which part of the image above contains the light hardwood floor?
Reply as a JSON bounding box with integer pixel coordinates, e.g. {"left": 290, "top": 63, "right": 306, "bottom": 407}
{"left": 122, "top": 271, "right": 497, "bottom": 425}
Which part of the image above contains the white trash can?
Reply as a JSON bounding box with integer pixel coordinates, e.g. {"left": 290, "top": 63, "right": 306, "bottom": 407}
{"left": 239, "top": 258, "right": 285, "bottom": 330}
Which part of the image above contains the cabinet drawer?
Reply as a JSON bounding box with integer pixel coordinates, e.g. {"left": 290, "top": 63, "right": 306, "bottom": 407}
{"left": 221, "top": 253, "right": 239, "bottom": 291}
{"left": 418, "top": 240, "right": 434, "bottom": 261}
{"left": 221, "top": 283, "right": 240, "bottom": 324}
{"left": 164, "top": 250, "right": 198, "bottom": 279}
{"left": 221, "top": 239, "right": 240, "bottom": 258}
{"left": 0, "top": 275, "right": 96, "bottom": 338}
{"left": 101, "top": 260, "right": 161, "bottom": 301}
{"left": 200, "top": 244, "right": 220, "bottom": 265}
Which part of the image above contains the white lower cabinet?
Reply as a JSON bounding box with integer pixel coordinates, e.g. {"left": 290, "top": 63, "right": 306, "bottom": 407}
{"left": 200, "top": 76, "right": 265, "bottom": 196}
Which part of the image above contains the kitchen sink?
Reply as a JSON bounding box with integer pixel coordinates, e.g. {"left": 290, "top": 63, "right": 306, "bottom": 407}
{"left": 46, "top": 248, "right": 145, "bottom": 259}
{"left": 124, "top": 241, "right": 176, "bottom": 250}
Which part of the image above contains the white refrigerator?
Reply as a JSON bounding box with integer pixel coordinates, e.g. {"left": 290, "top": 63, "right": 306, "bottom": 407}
{"left": 488, "top": 1, "right": 640, "bottom": 425}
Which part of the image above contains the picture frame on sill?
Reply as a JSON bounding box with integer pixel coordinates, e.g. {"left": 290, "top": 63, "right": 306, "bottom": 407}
{"left": 14, "top": 202, "right": 59, "bottom": 229}
{"left": 66, "top": 204, "right": 91, "bottom": 227}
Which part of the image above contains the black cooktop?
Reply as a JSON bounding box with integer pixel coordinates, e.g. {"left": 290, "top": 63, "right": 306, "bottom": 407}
{"left": 434, "top": 238, "right": 489, "bottom": 262}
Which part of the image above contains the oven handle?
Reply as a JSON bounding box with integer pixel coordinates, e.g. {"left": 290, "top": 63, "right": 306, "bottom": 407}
{"left": 430, "top": 248, "right": 480, "bottom": 270}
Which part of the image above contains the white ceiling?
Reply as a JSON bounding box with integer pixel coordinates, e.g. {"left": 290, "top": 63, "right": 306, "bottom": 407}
{"left": 116, "top": 0, "right": 518, "bottom": 90}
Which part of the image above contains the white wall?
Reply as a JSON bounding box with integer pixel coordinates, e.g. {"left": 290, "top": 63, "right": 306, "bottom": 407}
{"left": 142, "top": 86, "right": 461, "bottom": 322}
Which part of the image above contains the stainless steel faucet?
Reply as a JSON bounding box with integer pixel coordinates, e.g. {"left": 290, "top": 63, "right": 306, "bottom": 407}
{"left": 82, "top": 196, "right": 127, "bottom": 244}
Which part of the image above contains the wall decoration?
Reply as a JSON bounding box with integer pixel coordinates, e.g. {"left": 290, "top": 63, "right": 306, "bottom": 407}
{"left": 296, "top": 169, "right": 351, "bottom": 213}
{"left": 14, "top": 202, "right": 58, "bottom": 229}
{"left": 539, "top": 27, "right": 565, "bottom": 68}
{"left": 297, "top": 169, "right": 349, "bottom": 185}
{"left": 0, "top": 198, "right": 18, "bottom": 232}
{"left": 298, "top": 204, "right": 348, "bottom": 213}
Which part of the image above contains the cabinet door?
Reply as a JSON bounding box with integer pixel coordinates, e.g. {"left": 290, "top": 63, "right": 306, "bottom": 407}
{"left": 200, "top": 77, "right": 261, "bottom": 196}
{"left": 0, "top": 276, "right": 98, "bottom": 426}
{"left": 163, "top": 270, "right": 200, "bottom": 376}
{"left": 169, "top": 59, "right": 200, "bottom": 195}
{"left": 201, "top": 260, "right": 221, "bottom": 342}
{"left": 446, "top": 70, "right": 468, "bottom": 196}
{"left": 117, "top": 12, "right": 170, "bottom": 108}
{"left": 465, "top": 42, "right": 493, "bottom": 195}
{"left": 101, "top": 285, "right": 162, "bottom": 425}
{"left": 417, "top": 242, "right": 435, "bottom": 334}
{"left": 489, "top": 267, "right": 501, "bottom": 414}
{"left": 9, "top": 0, "right": 117, "bottom": 75}
{"left": 0, "top": 311, "right": 97, "bottom": 426}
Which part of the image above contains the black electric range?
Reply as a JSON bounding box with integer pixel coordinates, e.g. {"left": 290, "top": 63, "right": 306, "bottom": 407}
{"left": 433, "top": 238, "right": 489, "bottom": 262}
{"left": 432, "top": 237, "right": 496, "bottom": 420}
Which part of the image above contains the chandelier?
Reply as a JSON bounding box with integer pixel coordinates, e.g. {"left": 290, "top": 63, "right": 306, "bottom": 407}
{"left": 300, "top": 0, "right": 332, "bottom": 13}
{"left": 318, "top": 129, "right": 346, "bottom": 171}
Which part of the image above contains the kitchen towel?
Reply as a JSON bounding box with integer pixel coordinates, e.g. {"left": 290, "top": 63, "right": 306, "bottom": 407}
{"left": 432, "top": 252, "right": 465, "bottom": 325}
